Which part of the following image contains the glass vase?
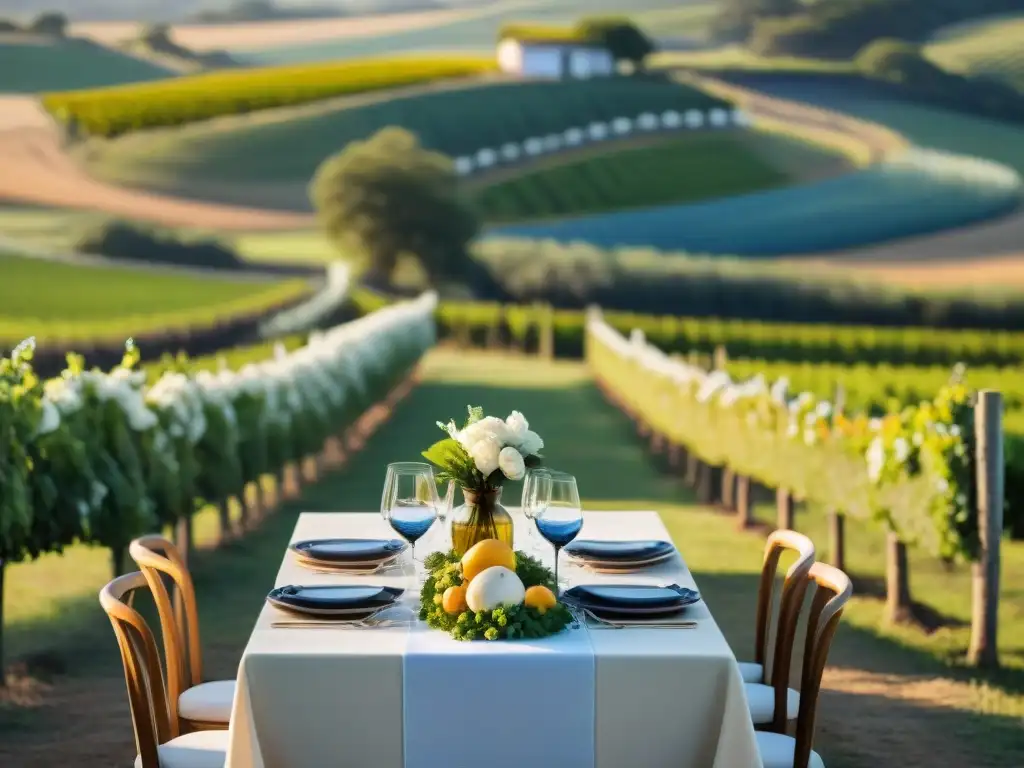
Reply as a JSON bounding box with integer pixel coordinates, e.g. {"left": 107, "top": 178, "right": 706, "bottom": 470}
{"left": 449, "top": 488, "right": 514, "bottom": 556}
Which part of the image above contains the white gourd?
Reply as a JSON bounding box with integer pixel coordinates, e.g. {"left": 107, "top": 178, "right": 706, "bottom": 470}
{"left": 465, "top": 566, "right": 526, "bottom": 612}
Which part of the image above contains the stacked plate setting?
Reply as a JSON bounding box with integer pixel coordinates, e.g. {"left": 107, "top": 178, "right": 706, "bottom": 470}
{"left": 289, "top": 538, "right": 408, "bottom": 573}
{"left": 564, "top": 584, "right": 701, "bottom": 619}
{"left": 564, "top": 539, "right": 676, "bottom": 572}
{"left": 267, "top": 584, "right": 405, "bottom": 619}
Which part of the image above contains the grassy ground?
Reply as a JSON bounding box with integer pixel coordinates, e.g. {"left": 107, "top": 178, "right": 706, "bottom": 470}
{"left": 473, "top": 130, "right": 840, "bottom": 223}
{"left": 1, "top": 349, "right": 1021, "bottom": 767}
{"left": 0, "top": 252, "right": 309, "bottom": 345}
{"left": 634, "top": 3, "right": 720, "bottom": 41}
{"left": 0, "top": 37, "right": 172, "bottom": 93}
{"left": 925, "top": 13, "right": 1024, "bottom": 91}
{"left": 650, "top": 46, "right": 858, "bottom": 74}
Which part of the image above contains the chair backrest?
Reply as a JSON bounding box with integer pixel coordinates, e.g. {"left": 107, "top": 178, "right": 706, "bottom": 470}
{"left": 754, "top": 529, "right": 816, "bottom": 732}
{"left": 793, "top": 562, "right": 853, "bottom": 768}
{"left": 129, "top": 535, "right": 203, "bottom": 722}
{"left": 100, "top": 572, "right": 178, "bottom": 768}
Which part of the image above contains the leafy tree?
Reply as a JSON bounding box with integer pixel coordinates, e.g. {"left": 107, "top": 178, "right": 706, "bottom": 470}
{"left": 575, "top": 17, "right": 656, "bottom": 69}
{"left": 29, "top": 12, "right": 67, "bottom": 37}
{"left": 309, "top": 127, "right": 479, "bottom": 285}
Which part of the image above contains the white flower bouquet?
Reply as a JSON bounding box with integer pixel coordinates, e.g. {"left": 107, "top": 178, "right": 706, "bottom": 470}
{"left": 422, "top": 405, "right": 545, "bottom": 554}
{"left": 424, "top": 405, "right": 544, "bottom": 490}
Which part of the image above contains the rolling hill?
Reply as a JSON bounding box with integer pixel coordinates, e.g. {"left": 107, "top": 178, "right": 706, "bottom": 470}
{"left": 77, "top": 76, "right": 728, "bottom": 210}
{"left": 925, "top": 14, "right": 1024, "bottom": 92}
{"left": 0, "top": 36, "right": 173, "bottom": 92}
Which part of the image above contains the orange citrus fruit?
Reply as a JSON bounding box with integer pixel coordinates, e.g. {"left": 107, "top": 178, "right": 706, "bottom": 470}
{"left": 524, "top": 585, "right": 557, "bottom": 614}
{"left": 442, "top": 585, "right": 468, "bottom": 615}
{"left": 461, "top": 539, "right": 516, "bottom": 583}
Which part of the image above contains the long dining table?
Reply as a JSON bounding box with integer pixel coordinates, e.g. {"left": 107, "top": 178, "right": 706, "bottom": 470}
{"left": 225, "top": 509, "right": 761, "bottom": 768}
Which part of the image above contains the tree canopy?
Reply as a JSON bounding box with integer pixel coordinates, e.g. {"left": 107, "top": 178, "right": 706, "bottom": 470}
{"left": 576, "top": 17, "right": 656, "bottom": 67}
{"left": 309, "top": 127, "right": 479, "bottom": 286}
{"left": 29, "top": 12, "right": 67, "bottom": 37}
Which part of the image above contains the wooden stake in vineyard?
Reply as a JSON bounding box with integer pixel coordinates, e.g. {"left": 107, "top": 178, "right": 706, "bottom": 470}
{"left": 969, "top": 390, "right": 1004, "bottom": 668}
{"left": 829, "top": 382, "right": 847, "bottom": 570}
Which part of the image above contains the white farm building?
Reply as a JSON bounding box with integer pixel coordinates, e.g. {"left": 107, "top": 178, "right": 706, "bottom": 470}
{"left": 496, "top": 34, "right": 615, "bottom": 79}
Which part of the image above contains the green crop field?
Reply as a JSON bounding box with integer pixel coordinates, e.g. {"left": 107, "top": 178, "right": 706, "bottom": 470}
{"left": 0, "top": 252, "right": 311, "bottom": 345}
{"left": 0, "top": 37, "right": 173, "bottom": 93}
{"left": 473, "top": 130, "right": 844, "bottom": 222}
{"left": 43, "top": 54, "right": 497, "bottom": 138}
{"left": 80, "top": 77, "right": 729, "bottom": 199}
{"left": 926, "top": 14, "right": 1024, "bottom": 91}
{"left": 491, "top": 147, "right": 1022, "bottom": 255}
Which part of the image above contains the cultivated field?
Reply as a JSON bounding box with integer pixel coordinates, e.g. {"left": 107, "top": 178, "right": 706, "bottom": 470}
{"left": 925, "top": 13, "right": 1024, "bottom": 90}
{"left": 0, "top": 251, "right": 310, "bottom": 345}
{"left": 473, "top": 130, "right": 846, "bottom": 222}
{"left": 0, "top": 36, "right": 172, "bottom": 93}
{"left": 0, "top": 95, "right": 313, "bottom": 229}
{"left": 69, "top": 4, "right": 516, "bottom": 53}
{"left": 77, "top": 77, "right": 726, "bottom": 208}
{"left": 201, "top": 0, "right": 691, "bottom": 65}
{"left": 43, "top": 54, "right": 498, "bottom": 137}
{"left": 491, "top": 148, "right": 1022, "bottom": 255}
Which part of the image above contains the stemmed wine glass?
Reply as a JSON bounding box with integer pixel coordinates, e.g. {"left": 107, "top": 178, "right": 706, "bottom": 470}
{"left": 380, "top": 462, "right": 441, "bottom": 584}
{"left": 532, "top": 471, "right": 583, "bottom": 594}
{"left": 521, "top": 468, "right": 551, "bottom": 544}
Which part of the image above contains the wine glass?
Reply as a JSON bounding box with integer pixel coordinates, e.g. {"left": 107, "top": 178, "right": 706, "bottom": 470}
{"left": 380, "top": 462, "right": 440, "bottom": 583}
{"left": 521, "top": 468, "right": 551, "bottom": 544}
{"left": 532, "top": 471, "right": 582, "bottom": 594}
{"left": 435, "top": 478, "right": 456, "bottom": 553}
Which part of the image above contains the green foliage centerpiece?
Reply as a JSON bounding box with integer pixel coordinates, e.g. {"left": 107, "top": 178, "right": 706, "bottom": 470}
{"left": 419, "top": 550, "right": 573, "bottom": 641}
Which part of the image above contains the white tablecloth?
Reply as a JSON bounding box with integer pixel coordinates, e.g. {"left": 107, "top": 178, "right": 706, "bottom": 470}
{"left": 226, "top": 510, "right": 760, "bottom": 768}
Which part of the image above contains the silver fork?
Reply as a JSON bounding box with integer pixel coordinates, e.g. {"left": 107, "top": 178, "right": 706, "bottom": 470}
{"left": 576, "top": 605, "right": 698, "bottom": 630}
{"left": 271, "top": 605, "right": 415, "bottom": 630}
{"left": 299, "top": 558, "right": 406, "bottom": 576}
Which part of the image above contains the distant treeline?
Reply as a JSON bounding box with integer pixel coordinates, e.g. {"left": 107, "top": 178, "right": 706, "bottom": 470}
{"left": 0, "top": 11, "right": 67, "bottom": 35}
{"left": 473, "top": 238, "right": 1024, "bottom": 331}
{"left": 77, "top": 220, "right": 245, "bottom": 271}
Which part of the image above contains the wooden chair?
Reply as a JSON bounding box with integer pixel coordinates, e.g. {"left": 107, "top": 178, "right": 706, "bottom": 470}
{"left": 129, "top": 536, "right": 235, "bottom": 732}
{"left": 740, "top": 529, "right": 816, "bottom": 731}
{"left": 100, "top": 572, "right": 228, "bottom": 768}
{"left": 756, "top": 562, "right": 853, "bottom": 768}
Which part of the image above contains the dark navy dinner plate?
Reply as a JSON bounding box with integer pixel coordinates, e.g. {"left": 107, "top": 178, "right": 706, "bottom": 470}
{"left": 268, "top": 584, "right": 404, "bottom": 612}
{"left": 290, "top": 538, "right": 406, "bottom": 563}
{"left": 564, "top": 540, "right": 674, "bottom": 562}
{"left": 565, "top": 584, "right": 700, "bottom": 609}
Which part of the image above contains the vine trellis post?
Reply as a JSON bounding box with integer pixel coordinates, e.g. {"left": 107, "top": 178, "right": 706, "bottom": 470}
{"left": 829, "top": 381, "right": 847, "bottom": 570}
{"left": 969, "top": 390, "right": 1004, "bottom": 668}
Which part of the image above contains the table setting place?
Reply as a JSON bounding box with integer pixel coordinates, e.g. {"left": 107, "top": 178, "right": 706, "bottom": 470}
{"left": 227, "top": 406, "right": 760, "bottom": 768}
